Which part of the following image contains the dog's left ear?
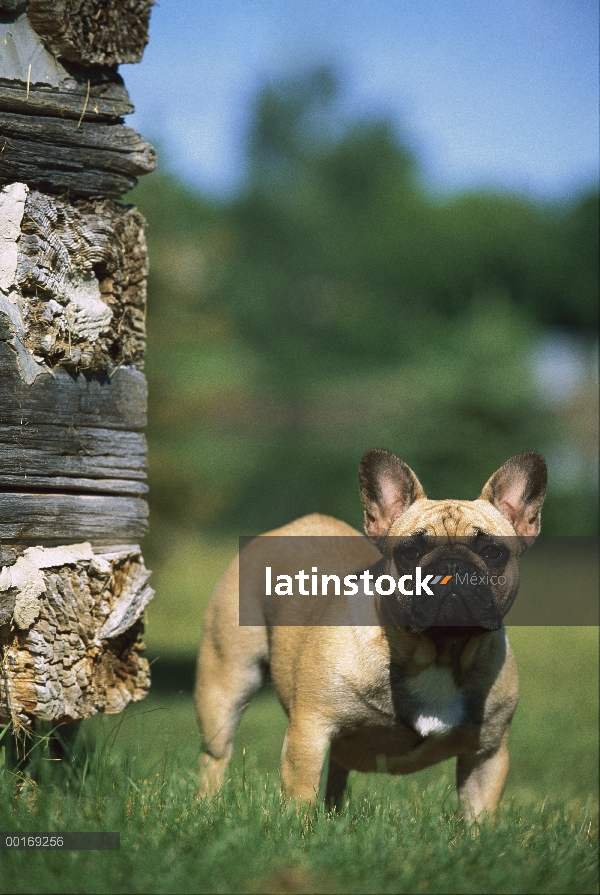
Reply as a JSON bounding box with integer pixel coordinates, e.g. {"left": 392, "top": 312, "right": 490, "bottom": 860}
{"left": 480, "top": 452, "right": 547, "bottom": 540}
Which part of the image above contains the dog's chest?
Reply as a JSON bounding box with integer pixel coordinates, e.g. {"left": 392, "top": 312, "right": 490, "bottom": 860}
{"left": 403, "top": 666, "right": 465, "bottom": 736}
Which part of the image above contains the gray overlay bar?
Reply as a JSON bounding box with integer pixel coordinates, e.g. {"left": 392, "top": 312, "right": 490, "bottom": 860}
{"left": 0, "top": 833, "right": 120, "bottom": 850}
{"left": 238, "top": 536, "right": 599, "bottom": 626}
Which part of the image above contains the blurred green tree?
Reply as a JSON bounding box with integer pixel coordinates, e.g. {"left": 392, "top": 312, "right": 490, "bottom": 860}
{"left": 128, "top": 68, "right": 598, "bottom": 543}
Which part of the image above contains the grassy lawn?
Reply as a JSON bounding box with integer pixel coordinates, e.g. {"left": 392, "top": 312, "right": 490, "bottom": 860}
{"left": 0, "top": 537, "right": 597, "bottom": 894}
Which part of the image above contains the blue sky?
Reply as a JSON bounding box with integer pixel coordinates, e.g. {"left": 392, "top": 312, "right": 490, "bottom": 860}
{"left": 121, "top": 0, "right": 599, "bottom": 201}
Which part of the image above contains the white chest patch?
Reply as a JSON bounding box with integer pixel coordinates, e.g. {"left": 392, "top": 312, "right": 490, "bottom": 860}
{"left": 407, "top": 666, "right": 464, "bottom": 737}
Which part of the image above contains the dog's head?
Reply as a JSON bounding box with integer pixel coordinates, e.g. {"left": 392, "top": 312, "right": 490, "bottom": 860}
{"left": 358, "top": 449, "right": 547, "bottom": 633}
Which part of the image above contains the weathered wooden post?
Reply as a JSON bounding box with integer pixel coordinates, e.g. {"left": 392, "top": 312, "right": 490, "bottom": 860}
{"left": 0, "top": 0, "right": 155, "bottom": 737}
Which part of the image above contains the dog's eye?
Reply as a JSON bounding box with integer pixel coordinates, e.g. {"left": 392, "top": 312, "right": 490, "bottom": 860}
{"left": 398, "top": 547, "right": 421, "bottom": 561}
{"left": 480, "top": 544, "right": 505, "bottom": 561}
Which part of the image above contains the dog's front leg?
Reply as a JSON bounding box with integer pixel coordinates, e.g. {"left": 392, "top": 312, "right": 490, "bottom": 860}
{"left": 456, "top": 727, "right": 510, "bottom": 821}
{"left": 280, "top": 715, "right": 332, "bottom": 806}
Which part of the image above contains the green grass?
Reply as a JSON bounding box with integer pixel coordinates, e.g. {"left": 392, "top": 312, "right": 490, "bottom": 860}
{"left": 0, "top": 758, "right": 597, "bottom": 895}
{"left": 0, "top": 627, "right": 597, "bottom": 894}
{"left": 0, "top": 722, "right": 596, "bottom": 895}
{"left": 0, "top": 536, "right": 597, "bottom": 894}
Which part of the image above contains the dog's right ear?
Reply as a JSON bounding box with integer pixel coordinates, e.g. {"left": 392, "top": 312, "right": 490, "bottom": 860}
{"left": 359, "top": 449, "right": 426, "bottom": 541}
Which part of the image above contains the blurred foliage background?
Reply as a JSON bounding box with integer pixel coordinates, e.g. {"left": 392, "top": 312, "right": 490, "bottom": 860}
{"left": 127, "top": 67, "right": 599, "bottom": 568}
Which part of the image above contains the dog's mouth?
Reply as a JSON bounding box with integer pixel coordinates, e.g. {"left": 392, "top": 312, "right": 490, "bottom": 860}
{"left": 404, "top": 587, "right": 504, "bottom": 632}
{"left": 407, "top": 623, "right": 499, "bottom": 638}
{"left": 389, "top": 590, "right": 504, "bottom": 632}
{"left": 416, "top": 587, "right": 501, "bottom": 625}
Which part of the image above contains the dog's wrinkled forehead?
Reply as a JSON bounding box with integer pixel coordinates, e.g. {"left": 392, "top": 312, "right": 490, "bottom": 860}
{"left": 387, "top": 499, "right": 517, "bottom": 539}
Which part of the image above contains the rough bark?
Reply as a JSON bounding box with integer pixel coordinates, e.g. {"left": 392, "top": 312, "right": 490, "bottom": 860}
{"left": 27, "top": 0, "right": 153, "bottom": 67}
{"left": 0, "top": 544, "right": 153, "bottom": 729}
{"left": 1, "top": 185, "right": 148, "bottom": 374}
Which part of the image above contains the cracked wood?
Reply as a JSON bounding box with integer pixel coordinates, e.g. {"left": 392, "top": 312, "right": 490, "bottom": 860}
{"left": 0, "top": 111, "right": 156, "bottom": 198}
{"left": 0, "top": 546, "right": 152, "bottom": 727}
{"left": 27, "top": 0, "right": 153, "bottom": 67}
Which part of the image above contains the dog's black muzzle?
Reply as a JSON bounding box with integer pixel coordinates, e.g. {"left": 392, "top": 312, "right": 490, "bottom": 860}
{"left": 402, "top": 555, "right": 505, "bottom": 633}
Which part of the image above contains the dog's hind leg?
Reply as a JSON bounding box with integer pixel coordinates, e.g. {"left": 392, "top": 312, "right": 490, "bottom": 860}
{"left": 325, "top": 759, "right": 350, "bottom": 811}
{"left": 195, "top": 557, "right": 269, "bottom": 797}
{"left": 195, "top": 635, "right": 268, "bottom": 797}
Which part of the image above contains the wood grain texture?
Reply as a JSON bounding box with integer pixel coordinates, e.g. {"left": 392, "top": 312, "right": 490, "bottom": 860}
{"left": 0, "top": 11, "right": 133, "bottom": 122}
{"left": 0, "top": 111, "right": 156, "bottom": 198}
{"left": 0, "top": 493, "right": 149, "bottom": 545}
{"left": 0, "top": 475, "right": 148, "bottom": 495}
{"left": 13, "top": 190, "right": 148, "bottom": 373}
{"left": 0, "top": 342, "right": 147, "bottom": 430}
{"left": 0, "top": 79, "right": 133, "bottom": 123}
{"left": 0, "top": 147, "right": 140, "bottom": 198}
{"left": 0, "top": 399, "right": 148, "bottom": 500}
{"left": 0, "top": 110, "right": 154, "bottom": 152}
{"left": 0, "top": 425, "right": 147, "bottom": 484}
{"left": 0, "top": 547, "right": 152, "bottom": 727}
{"left": 27, "top": 0, "right": 153, "bottom": 67}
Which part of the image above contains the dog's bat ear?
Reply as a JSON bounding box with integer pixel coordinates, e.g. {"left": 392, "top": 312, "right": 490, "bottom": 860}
{"left": 479, "top": 452, "right": 547, "bottom": 541}
{"left": 359, "top": 449, "right": 426, "bottom": 540}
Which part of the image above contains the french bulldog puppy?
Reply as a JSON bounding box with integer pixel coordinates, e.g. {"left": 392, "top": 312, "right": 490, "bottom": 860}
{"left": 195, "top": 450, "right": 547, "bottom": 820}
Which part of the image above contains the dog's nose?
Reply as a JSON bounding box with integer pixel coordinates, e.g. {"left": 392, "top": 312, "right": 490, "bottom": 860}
{"left": 438, "top": 559, "right": 468, "bottom": 578}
